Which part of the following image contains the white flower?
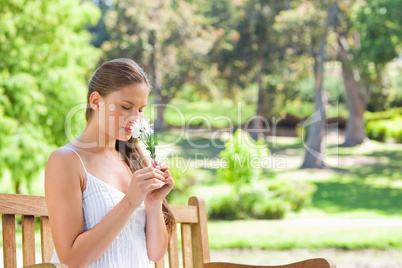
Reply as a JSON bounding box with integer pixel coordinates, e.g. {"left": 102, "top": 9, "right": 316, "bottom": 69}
{"left": 130, "top": 122, "right": 142, "bottom": 138}
{"left": 142, "top": 118, "right": 154, "bottom": 136}
{"left": 130, "top": 118, "right": 154, "bottom": 139}
{"left": 130, "top": 117, "right": 158, "bottom": 162}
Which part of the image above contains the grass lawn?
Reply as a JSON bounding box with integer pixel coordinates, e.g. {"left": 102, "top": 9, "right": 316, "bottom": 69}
{"left": 159, "top": 129, "right": 402, "bottom": 250}
{"left": 206, "top": 220, "right": 402, "bottom": 250}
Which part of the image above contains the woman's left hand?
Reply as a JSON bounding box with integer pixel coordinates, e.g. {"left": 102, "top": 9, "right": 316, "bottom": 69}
{"left": 144, "top": 161, "right": 174, "bottom": 206}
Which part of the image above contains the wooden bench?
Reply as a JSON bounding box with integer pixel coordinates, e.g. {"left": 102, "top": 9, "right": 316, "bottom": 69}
{"left": 0, "top": 193, "right": 336, "bottom": 268}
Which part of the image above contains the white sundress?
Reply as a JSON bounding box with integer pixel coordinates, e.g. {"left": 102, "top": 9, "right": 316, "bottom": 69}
{"left": 50, "top": 147, "right": 151, "bottom": 267}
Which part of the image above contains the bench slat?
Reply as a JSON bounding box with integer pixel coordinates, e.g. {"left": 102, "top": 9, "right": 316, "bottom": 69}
{"left": 181, "top": 223, "right": 193, "bottom": 268}
{"left": 22, "top": 215, "right": 36, "bottom": 266}
{"left": 170, "top": 205, "right": 198, "bottom": 223}
{"left": 2, "top": 214, "right": 17, "bottom": 268}
{"left": 168, "top": 227, "right": 179, "bottom": 268}
{"left": 189, "top": 197, "right": 210, "bottom": 268}
{"left": 40, "top": 216, "right": 54, "bottom": 263}
{"left": 155, "top": 256, "right": 165, "bottom": 268}
{"left": 0, "top": 194, "right": 48, "bottom": 216}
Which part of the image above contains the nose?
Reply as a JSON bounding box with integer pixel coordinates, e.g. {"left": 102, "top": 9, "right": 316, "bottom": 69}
{"left": 128, "top": 115, "right": 143, "bottom": 125}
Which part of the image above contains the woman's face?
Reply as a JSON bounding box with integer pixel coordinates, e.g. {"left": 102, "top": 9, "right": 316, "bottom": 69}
{"left": 98, "top": 82, "right": 150, "bottom": 142}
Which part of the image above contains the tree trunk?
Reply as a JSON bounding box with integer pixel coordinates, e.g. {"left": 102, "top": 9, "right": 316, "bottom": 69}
{"left": 250, "top": 57, "right": 265, "bottom": 141}
{"left": 301, "top": 2, "right": 338, "bottom": 169}
{"left": 341, "top": 63, "right": 367, "bottom": 146}
{"left": 301, "top": 72, "right": 329, "bottom": 169}
{"left": 337, "top": 35, "right": 368, "bottom": 147}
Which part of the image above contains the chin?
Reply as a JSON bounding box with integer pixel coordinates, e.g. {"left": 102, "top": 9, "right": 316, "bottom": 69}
{"left": 121, "top": 134, "right": 132, "bottom": 141}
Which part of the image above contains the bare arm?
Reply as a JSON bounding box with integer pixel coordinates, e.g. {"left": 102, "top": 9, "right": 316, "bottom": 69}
{"left": 45, "top": 149, "right": 165, "bottom": 268}
{"left": 145, "top": 161, "right": 175, "bottom": 262}
{"left": 145, "top": 201, "right": 168, "bottom": 262}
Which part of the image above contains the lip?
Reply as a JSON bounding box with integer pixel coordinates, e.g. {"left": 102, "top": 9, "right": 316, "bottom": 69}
{"left": 123, "top": 127, "right": 132, "bottom": 133}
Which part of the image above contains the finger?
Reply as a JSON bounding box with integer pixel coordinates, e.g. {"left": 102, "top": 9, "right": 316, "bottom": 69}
{"left": 136, "top": 171, "right": 165, "bottom": 182}
{"left": 156, "top": 168, "right": 165, "bottom": 176}
{"left": 134, "top": 166, "right": 154, "bottom": 175}
{"left": 144, "top": 180, "right": 165, "bottom": 192}
{"left": 163, "top": 170, "right": 171, "bottom": 178}
{"left": 158, "top": 163, "right": 169, "bottom": 171}
{"left": 164, "top": 177, "right": 174, "bottom": 188}
{"left": 136, "top": 167, "right": 163, "bottom": 177}
{"left": 145, "top": 171, "right": 165, "bottom": 181}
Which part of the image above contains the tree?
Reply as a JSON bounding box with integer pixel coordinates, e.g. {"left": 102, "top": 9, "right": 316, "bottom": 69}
{"left": 231, "top": 0, "right": 289, "bottom": 141}
{"left": 102, "top": 0, "right": 216, "bottom": 131}
{"left": 335, "top": 0, "right": 402, "bottom": 146}
{"left": 275, "top": 0, "right": 339, "bottom": 168}
{"left": 201, "top": 0, "right": 305, "bottom": 140}
{"left": 0, "top": 0, "right": 100, "bottom": 193}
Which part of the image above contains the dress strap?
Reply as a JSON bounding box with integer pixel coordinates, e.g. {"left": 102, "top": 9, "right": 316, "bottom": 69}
{"left": 61, "top": 147, "right": 88, "bottom": 174}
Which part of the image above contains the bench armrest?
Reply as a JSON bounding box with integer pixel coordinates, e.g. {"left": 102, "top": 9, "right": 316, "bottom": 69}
{"left": 23, "top": 263, "right": 68, "bottom": 268}
{"left": 204, "top": 258, "right": 336, "bottom": 268}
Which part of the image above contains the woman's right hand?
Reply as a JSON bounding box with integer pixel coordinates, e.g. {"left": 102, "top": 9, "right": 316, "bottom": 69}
{"left": 124, "top": 166, "right": 166, "bottom": 207}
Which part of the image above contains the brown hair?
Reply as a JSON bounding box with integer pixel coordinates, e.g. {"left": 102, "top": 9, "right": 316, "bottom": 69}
{"left": 86, "top": 58, "right": 176, "bottom": 236}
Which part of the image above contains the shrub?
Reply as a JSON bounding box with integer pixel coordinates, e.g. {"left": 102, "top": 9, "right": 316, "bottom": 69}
{"left": 208, "top": 180, "right": 317, "bottom": 220}
{"left": 366, "top": 121, "right": 388, "bottom": 142}
{"left": 208, "top": 194, "right": 243, "bottom": 220}
{"left": 364, "top": 107, "right": 402, "bottom": 125}
{"left": 366, "top": 115, "right": 402, "bottom": 143}
{"left": 267, "top": 180, "right": 317, "bottom": 212}
{"left": 252, "top": 197, "right": 290, "bottom": 219}
{"left": 217, "top": 129, "right": 269, "bottom": 194}
{"left": 393, "top": 128, "right": 402, "bottom": 143}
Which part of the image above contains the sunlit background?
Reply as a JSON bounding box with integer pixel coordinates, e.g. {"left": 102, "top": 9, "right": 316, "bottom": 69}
{"left": 0, "top": 0, "right": 401, "bottom": 267}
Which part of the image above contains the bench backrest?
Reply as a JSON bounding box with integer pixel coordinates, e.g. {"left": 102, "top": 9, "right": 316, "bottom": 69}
{"left": 0, "top": 193, "right": 209, "bottom": 268}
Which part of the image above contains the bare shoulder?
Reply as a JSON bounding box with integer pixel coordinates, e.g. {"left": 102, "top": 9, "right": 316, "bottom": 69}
{"left": 45, "top": 146, "right": 85, "bottom": 192}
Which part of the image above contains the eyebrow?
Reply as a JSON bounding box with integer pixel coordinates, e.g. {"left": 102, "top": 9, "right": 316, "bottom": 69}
{"left": 123, "top": 100, "right": 148, "bottom": 107}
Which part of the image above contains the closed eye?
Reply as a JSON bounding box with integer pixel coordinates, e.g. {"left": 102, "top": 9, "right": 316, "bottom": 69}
{"left": 122, "top": 106, "right": 130, "bottom": 110}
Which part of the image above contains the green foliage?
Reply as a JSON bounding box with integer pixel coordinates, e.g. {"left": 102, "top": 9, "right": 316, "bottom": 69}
{"left": 211, "top": 129, "right": 316, "bottom": 220}
{"left": 208, "top": 180, "right": 316, "bottom": 220}
{"left": 351, "top": 0, "right": 402, "bottom": 67}
{"left": 365, "top": 108, "right": 402, "bottom": 143}
{"left": 386, "top": 62, "right": 402, "bottom": 107}
{"left": 297, "top": 69, "right": 346, "bottom": 104}
{"left": 366, "top": 115, "right": 402, "bottom": 143}
{"left": 366, "top": 121, "right": 388, "bottom": 142}
{"left": 339, "top": 0, "right": 402, "bottom": 111}
{"left": 217, "top": 129, "right": 269, "bottom": 194}
{"left": 266, "top": 180, "right": 317, "bottom": 212}
{"left": 208, "top": 194, "right": 242, "bottom": 220}
{"left": 102, "top": 0, "right": 216, "bottom": 100}
{"left": 0, "top": 0, "right": 100, "bottom": 193}
{"left": 251, "top": 197, "right": 289, "bottom": 220}
{"left": 364, "top": 107, "right": 402, "bottom": 123}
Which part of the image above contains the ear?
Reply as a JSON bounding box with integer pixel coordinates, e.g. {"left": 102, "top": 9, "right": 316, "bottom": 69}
{"left": 89, "top": 91, "right": 101, "bottom": 110}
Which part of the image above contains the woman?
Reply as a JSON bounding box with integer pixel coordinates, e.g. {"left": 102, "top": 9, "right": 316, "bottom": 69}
{"left": 45, "top": 58, "right": 175, "bottom": 267}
